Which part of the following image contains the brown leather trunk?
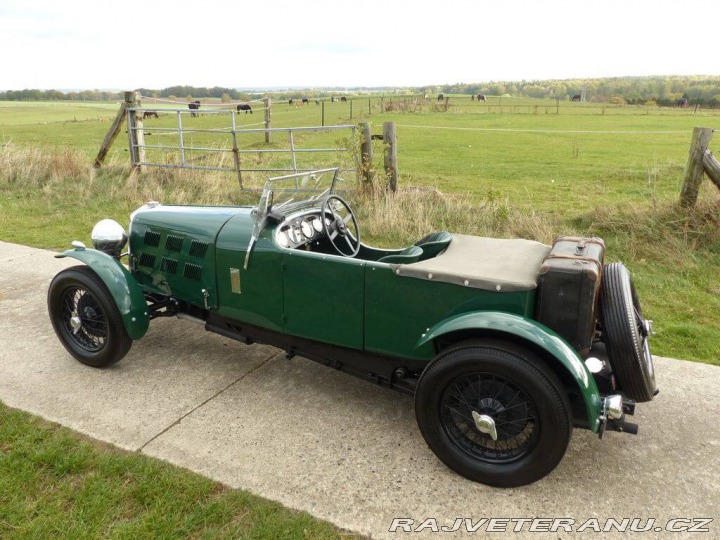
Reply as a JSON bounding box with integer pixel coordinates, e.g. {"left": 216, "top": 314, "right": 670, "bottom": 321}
{"left": 535, "top": 237, "right": 605, "bottom": 353}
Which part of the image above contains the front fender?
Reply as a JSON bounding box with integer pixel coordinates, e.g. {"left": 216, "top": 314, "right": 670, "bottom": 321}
{"left": 416, "top": 311, "right": 602, "bottom": 432}
{"left": 56, "top": 248, "right": 149, "bottom": 340}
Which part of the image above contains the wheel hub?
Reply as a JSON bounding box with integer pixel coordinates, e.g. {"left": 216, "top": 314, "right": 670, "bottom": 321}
{"left": 471, "top": 411, "right": 498, "bottom": 441}
{"left": 70, "top": 315, "right": 82, "bottom": 334}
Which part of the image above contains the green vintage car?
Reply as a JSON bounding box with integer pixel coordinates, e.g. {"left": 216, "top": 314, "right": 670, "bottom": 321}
{"left": 47, "top": 168, "right": 656, "bottom": 487}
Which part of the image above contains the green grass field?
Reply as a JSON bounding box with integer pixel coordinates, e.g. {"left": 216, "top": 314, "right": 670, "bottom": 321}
{"left": 1, "top": 96, "right": 719, "bottom": 537}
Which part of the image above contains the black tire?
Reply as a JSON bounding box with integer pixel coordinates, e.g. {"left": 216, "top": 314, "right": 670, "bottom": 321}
{"left": 48, "top": 265, "right": 132, "bottom": 367}
{"left": 415, "top": 339, "right": 572, "bottom": 488}
{"left": 599, "top": 263, "right": 656, "bottom": 402}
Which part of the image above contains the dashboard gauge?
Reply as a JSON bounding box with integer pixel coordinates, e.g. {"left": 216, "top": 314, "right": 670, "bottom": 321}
{"left": 277, "top": 230, "right": 289, "bottom": 248}
{"left": 287, "top": 227, "right": 299, "bottom": 244}
{"left": 301, "top": 220, "right": 314, "bottom": 239}
{"left": 312, "top": 217, "right": 323, "bottom": 233}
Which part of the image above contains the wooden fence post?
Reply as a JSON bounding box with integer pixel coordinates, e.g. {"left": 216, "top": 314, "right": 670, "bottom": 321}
{"left": 350, "top": 99, "right": 353, "bottom": 120}
{"left": 383, "top": 121, "right": 398, "bottom": 192}
{"left": 321, "top": 101, "right": 325, "bottom": 127}
{"left": 359, "top": 122, "right": 373, "bottom": 190}
{"left": 368, "top": 99, "right": 371, "bottom": 115}
{"left": 680, "top": 127, "right": 714, "bottom": 207}
{"left": 444, "top": 97, "right": 450, "bottom": 112}
{"left": 94, "top": 95, "right": 129, "bottom": 167}
{"left": 264, "top": 97, "right": 272, "bottom": 143}
{"left": 125, "top": 91, "right": 145, "bottom": 171}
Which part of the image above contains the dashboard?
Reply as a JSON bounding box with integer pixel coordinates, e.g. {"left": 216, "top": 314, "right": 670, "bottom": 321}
{"left": 275, "top": 212, "right": 330, "bottom": 249}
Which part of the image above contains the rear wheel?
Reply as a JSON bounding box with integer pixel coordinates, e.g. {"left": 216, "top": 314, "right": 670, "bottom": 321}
{"left": 599, "top": 263, "right": 656, "bottom": 402}
{"left": 48, "top": 265, "right": 132, "bottom": 367}
{"left": 415, "top": 339, "right": 572, "bottom": 487}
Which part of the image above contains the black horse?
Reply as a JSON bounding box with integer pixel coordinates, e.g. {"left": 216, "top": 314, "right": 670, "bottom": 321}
{"left": 437, "top": 94, "right": 444, "bottom": 101}
{"left": 571, "top": 94, "right": 581, "bottom": 102}
{"left": 340, "top": 96, "right": 347, "bottom": 102}
{"left": 188, "top": 100, "right": 201, "bottom": 117}
{"left": 237, "top": 104, "right": 252, "bottom": 114}
{"left": 477, "top": 94, "right": 486, "bottom": 102}
{"left": 142, "top": 111, "right": 159, "bottom": 120}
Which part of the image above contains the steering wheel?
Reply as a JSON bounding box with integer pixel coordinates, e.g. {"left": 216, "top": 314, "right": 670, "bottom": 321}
{"left": 321, "top": 195, "right": 361, "bottom": 257}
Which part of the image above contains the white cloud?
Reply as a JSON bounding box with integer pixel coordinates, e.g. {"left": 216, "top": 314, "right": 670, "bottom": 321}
{"left": 1, "top": 0, "right": 718, "bottom": 90}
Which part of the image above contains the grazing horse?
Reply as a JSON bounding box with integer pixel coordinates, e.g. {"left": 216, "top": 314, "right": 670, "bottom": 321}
{"left": 471, "top": 95, "right": 475, "bottom": 101}
{"left": 571, "top": 94, "right": 581, "bottom": 102}
{"left": 331, "top": 96, "right": 336, "bottom": 102}
{"left": 437, "top": 94, "right": 444, "bottom": 101}
{"left": 188, "top": 100, "right": 201, "bottom": 117}
{"left": 676, "top": 97, "right": 689, "bottom": 108}
{"left": 142, "top": 111, "right": 159, "bottom": 120}
{"left": 340, "top": 96, "right": 347, "bottom": 102}
{"left": 302, "top": 98, "right": 309, "bottom": 104}
{"left": 477, "top": 93, "right": 486, "bottom": 102}
{"left": 288, "top": 99, "right": 294, "bottom": 105}
{"left": 315, "top": 99, "right": 320, "bottom": 105}
{"left": 237, "top": 104, "right": 252, "bottom": 114}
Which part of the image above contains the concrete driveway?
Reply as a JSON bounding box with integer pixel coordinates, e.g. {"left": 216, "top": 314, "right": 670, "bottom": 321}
{"left": 0, "top": 241, "right": 718, "bottom": 538}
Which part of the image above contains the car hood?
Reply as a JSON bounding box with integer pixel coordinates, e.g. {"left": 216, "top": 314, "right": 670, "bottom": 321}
{"left": 131, "top": 204, "right": 253, "bottom": 241}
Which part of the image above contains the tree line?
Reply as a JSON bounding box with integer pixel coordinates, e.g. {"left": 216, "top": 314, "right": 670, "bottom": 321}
{"left": 420, "top": 76, "right": 720, "bottom": 106}
{"left": 2, "top": 77, "right": 720, "bottom": 105}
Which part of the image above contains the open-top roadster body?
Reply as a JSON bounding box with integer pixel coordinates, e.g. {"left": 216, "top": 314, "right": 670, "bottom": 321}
{"left": 48, "top": 168, "right": 656, "bottom": 487}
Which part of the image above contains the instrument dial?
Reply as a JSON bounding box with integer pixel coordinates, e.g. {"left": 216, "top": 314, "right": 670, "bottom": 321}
{"left": 301, "top": 220, "right": 314, "bottom": 239}
{"left": 277, "top": 230, "right": 289, "bottom": 247}
{"left": 312, "top": 217, "right": 323, "bottom": 233}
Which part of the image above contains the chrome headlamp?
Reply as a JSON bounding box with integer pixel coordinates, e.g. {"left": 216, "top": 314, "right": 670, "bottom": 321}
{"left": 91, "top": 219, "right": 128, "bottom": 256}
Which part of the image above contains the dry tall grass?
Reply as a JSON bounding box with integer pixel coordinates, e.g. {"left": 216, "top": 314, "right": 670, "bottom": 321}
{"left": 2, "top": 143, "right": 719, "bottom": 258}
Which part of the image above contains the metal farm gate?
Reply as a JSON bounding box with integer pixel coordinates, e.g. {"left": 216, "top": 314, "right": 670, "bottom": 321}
{"left": 126, "top": 106, "right": 357, "bottom": 189}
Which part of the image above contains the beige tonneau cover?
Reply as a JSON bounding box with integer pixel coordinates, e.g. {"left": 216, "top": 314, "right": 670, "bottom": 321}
{"left": 394, "top": 234, "right": 551, "bottom": 292}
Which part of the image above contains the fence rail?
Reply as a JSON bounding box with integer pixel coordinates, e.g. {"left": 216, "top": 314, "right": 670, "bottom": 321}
{"left": 124, "top": 105, "right": 356, "bottom": 188}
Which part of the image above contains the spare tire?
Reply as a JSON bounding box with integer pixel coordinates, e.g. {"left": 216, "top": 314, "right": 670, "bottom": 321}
{"left": 599, "top": 263, "right": 656, "bottom": 402}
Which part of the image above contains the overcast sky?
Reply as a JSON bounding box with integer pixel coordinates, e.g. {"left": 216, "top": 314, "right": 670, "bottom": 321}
{"left": 1, "top": 0, "right": 717, "bottom": 90}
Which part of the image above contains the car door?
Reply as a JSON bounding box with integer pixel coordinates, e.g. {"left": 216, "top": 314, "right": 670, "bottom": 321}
{"left": 282, "top": 251, "right": 365, "bottom": 350}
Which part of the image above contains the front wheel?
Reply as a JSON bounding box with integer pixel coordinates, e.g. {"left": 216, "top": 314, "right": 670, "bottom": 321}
{"left": 48, "top": 265, "right": 132, "bottom": 367}
{"left": 415, "top": 339, "right": 572, "bottom": 487}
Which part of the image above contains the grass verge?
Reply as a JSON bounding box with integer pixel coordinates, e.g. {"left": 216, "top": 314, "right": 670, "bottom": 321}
{"left": 0, "top": 401, "right": 361, "bottom": 539}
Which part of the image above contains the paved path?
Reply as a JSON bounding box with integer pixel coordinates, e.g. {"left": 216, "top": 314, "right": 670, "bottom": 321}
{"left": 0, "top": 241, "right": 718, "bottom": 538}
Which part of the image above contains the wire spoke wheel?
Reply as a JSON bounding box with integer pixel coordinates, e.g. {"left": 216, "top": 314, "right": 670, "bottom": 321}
{"left": 440, "top": 373, "right": 539, "bottom": 463}
{"left": 415, "top": 339, "right": 572, "bottom": 487}
{"left": 59, "top": 286, "right": 109, "bottom": 352}
{"left": 48, "top": 265, "right": 133, "bottom": 367}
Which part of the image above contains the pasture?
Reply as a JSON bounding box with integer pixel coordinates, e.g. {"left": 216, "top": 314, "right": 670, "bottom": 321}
{"left": 1, "top": 96, "right": 720, "bottom": 366}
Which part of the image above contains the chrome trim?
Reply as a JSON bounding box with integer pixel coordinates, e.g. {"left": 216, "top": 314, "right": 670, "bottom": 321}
{"left": 71, "top": 240, "right": 86, "bottom": 250}
{"left": 472, "top": 411, "right": 498, "bottom": 441}
{"left": 584, "top": 356, "right": 605, "bottom": 374}
{"left": 91, "top": 219, "right": 128, "bottom": 255}
{"left": 604, "top": 394, "right": 624, "bottom": 420}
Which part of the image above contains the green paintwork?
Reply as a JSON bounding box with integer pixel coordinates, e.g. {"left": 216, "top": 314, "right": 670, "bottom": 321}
{"left": 55, "top": 248, "right": 149, "bottom": 340}
{"left": 215, "top": 213, "right": 285, "bottom": 331}
{"left": 120, "top": 203, "right": 604, "bottom": 431}
{"left": 416, "top": 311, "right": 602, "bottom": 432}
{"left": 129, "top": 206, "right": 250, "bottom": 309}
{"left": 283, "top": 250, "right": 365, "bottom": 349}
{"left": 364, "top": 262, "right": 536, "bottom": 360}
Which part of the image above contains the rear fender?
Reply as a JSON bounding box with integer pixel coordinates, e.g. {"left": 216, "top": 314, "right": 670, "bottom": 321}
{"left": 416, "top": 311, "right": 602, "bottom": 432}
{"left": 55, "top": 248, "right": 149, "bottom": 339}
